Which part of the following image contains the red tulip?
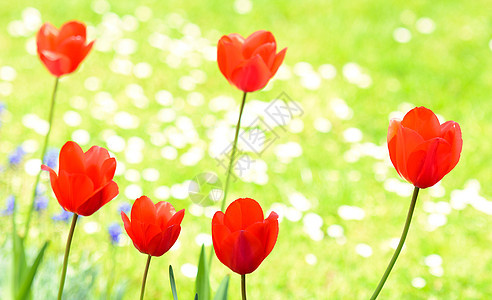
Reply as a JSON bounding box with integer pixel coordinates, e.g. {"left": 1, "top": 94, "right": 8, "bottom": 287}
{"left": 212, "top": 198, "right": 279, "bottom": 275}
{"left": 36, "top": 21, "right": 94, "bottom": 77}
{"left": 387, "top": 106, "right": 462, "bottom": 189}
{"left": 217, "top": 30, "right": 287, "bottom": 92}
{"left": 122, "top": 196, "right": 185, "bottom": 257}
{"left": 41, "top": 141, "right": 118, "bottom": 216}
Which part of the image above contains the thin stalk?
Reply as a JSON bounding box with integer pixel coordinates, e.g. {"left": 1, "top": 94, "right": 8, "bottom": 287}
{"left": 220, "top": 91, "right": 247, "bottom": 212}
{"left": 370, "top": 186, "right": 420, "bottom": 300}
{"left": 140, "top": 255, "right": 152, "bottom": 300}
{"left": 209, "top": 92, "right": 248, "bottom": 268}
{"left": 241, "top": 274, "right": 247, "bottom": 300}
{"left": 24, "top": 77, "right": 60, "bottom": 237}
{"left": 58, "top": 213, "right": 78, "bottom": 300}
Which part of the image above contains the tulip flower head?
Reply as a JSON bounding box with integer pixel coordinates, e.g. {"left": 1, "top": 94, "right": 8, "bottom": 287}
{"left": 387, "top": 106, "right": 462, "bottom": 189}
{"left": 41, "top": 141, "right": 118, "bottom": 216}
{"left": 121, "top": 196, "right": 185, "bottom": 257}
{"left": 217, "top": 30, "right": 286, "bottom": 92}
{"left": 36, "top": 21, "right": 94, "bottom": 77}
{"left": 212, "top": 198, "right": 279, "bottom": 275}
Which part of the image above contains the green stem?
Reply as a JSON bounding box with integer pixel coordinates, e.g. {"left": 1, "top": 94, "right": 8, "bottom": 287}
{"left": 58, "top": 213, "right": 78, "bottom": 300}
{"left": 24, "top": 77, "right": 59, "bottom": 237}
{"left": 140, "top": 255, "right": 152, "bottom": 300}
{"left": 209, "top": 92, "right": 248, "bottom": 268}
{"left": 220, "top": 91, "right": 247, "bottom": 212}
{"left": 241, "top": 274, "right": 247, "bottom": 300}
{"left": 370, "top": 186, "right": 420, "bottom": 300}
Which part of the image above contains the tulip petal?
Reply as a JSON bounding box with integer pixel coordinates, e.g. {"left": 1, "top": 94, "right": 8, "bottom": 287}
{"left": 60, "top": 172, "right": 94, "bottom": 214}
{"left": 401, "top": 107, "right": 441, "bottom": 140}
{"left": 57, "top": 37, "right": 92, "bottom": 73}
{"left": 242, "top": 30, "right": 275, "bottom": 58}
{"left": 59, "top": 141, "right": 85, "bottom": 175}
{"left": 219, "top": 230, "right": 264, "bottom": 274}
{"left": 251, "top": 43, "right": 276, "bottom": 69}
{"left": 230, "top": 55, "right": 271, "bottom": 92}
{"left": 392, "top": 126, "right": 424, "bottom": 180}
{"left": 155, "top": 201, "right": 176, "bottom": 227}
{"left": 56, "top": 21, "right": 87, "bottom": 45}
{"left": 38, "top": 50, "right": 72, "bottom": 77}
{"left": 166, "top": 209, "right": 185, "bottom": 228}
{"left": 270, "top": 48, "right": 287, "bottom": 76}
{"left": 406, "top": 138, "right": 452, "bottom": 188}
{"left": 224, "top": 198, "right": 264, "bottom": 231}
{"left": 36, "top": 23, "right": 57, "bottom": 51}
{"left": 77, "top": 180, "right": 118, "bottom": 216}
{"left": 440, "top": 121, "right": 462, "bottom": 174}
{"left": 217, "top": 34, "right": 244, "bottom": 78}
{"left": 131, "top": 196, "right": 157, "bottom": 223}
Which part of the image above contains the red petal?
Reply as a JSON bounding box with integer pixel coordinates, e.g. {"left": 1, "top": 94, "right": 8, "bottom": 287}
{"left": 440, "top": 121, "right": 462, "bottom": 175}
{"left": 56, "top": 21, "right": 87, "bottom": 46}
{"left": 224, "top": 198, "right": 264, "bottom": 231}
{"left": 131, "top": 196, "right": 157, "bottom": 223}
{"left": 401, "top": 107, "right": 441, "bottom": 140}
{"left": 36, "top": 23, "right": 57, "bottom": 52}
{"left": 230, "top": 55, "right": 272, "bottom": 92}
{"left": 57, "top": 37, "right": 92, "bottom": 74}
{"left": 76, "top": 180, "right": 118, "bottom": 216}
{"left": 155, "top": 201, "right": 176, "bottom": 226}
{"left": 393, "top": 126, "right": 425, "bottom": 181}
{"left": 250, "top": 43, "right": 276, "bottom": 69}
{"left": 270, "top": 48, "right": 287, "bottom": 76}
{"left": 242, "top": 30, "right": 275, "bottom": 58}
{"left": 217, "top": 34, "right": 244, "bottom": 79}
{"left": 59, "top": 141, "right": 85, "bottom": 174}
{"left": 218, "top": 230, "right": 264, "bottom": 274}
{"left": 406, "top": 138, "right": 452, "bottom": 188}
{"left": 38, "top": 50, "right": 71, "bottom": 77}
{"left": 166, "top": 208, "right": 185, "bottom": 229}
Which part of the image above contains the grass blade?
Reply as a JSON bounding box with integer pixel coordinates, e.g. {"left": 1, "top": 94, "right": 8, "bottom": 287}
{"left": 169, "top": 265, "right": 178, "bottom": 300}
{"left": 15, "top": 241, "right": 50, "bottom": 300}
{"left": 213, "top": 275, "right": 229, "bottom": 300}
{"left": 195, "top": 245, "right": 210, "bottom": 300}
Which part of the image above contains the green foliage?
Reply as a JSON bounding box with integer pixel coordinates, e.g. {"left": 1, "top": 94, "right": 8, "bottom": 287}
{"left": 213, "top": 275, "right": 229, "bottom": 300}
{"left": 195, "top": 245, "right": 210, "bottom": 300}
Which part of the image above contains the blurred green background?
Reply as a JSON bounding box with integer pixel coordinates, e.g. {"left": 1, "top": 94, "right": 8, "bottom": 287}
{"left": 0, "top": 0, "right": 491, "bottom": 299}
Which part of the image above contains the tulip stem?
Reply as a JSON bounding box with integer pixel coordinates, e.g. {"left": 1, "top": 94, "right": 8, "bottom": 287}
{"left": 241, "top": 274, "right": 247, "bottom": 300}
{"left": 24, "top": 76, "right": 60, "bottom": 238}
{"left": 58, "top": 213, "right": 78, "bottom": 300}
{"left": 140, "top": 255, "right": 152, "bottom": 300}
{"left": 370, "top": 186, "right": 420, "bottom": 300}
{"left": 220, "top": 91, "right": 247, "bottom": 212}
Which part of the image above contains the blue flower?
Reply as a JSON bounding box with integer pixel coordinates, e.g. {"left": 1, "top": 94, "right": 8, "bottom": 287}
{"left": 108, "top": 222, "right": 122, "bottom": 244}
{"left": 8, "top": 146, "right": 25, "bottom": 166}
{"left": 35, "top": 195, "right": 49, "bottom": 211}
{"left": 52, "top": 209, "right": 73, "bottom": 222}
{"left": 118, "top": 202, "right": 131, "bottom": 214}
{"left": 43, "top": 148, "right": 59, "bottom": 169}
{"left": 2, "top": 195, "right": 15, "bottom": 215}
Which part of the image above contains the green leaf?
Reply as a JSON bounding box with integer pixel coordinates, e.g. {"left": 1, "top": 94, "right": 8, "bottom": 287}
{"left": 213, "top": 275, "right": 230, "bottom": 300}
{"left": 195, "top": 245, "right": 210, "bottom": 300}
{"left": 15, "top": 241, "right": 49, "bottom": 300}
{"left": 12, "top": 232, "right": 27, "bottom": 298}
{"left": 169, "top": 265, "right": 178, "bottom": 300}
{"left": 194, "top": 294, "right": 198, "bottom": 300}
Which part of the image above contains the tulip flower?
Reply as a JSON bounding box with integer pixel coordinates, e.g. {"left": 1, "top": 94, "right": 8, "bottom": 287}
{"left": 370, "top": 107, "right": 462, "bottom": 299}
{"left": 216, "top": 30, "right": 286, "bottom": 213}
{"left": 42, "top": 141, "right": 119, "bottom": 216}
{"left": 37, "top": 21, "right": 94, "bottom": 77}
{"left": 121, "top": 196, "right": 185, "bottom": 300}
{"left": 387, "top": 106, "right": 462, "bottom": 189}
{"left": 218, "top": 30, "right": 286, "bottom": 93}
{"left": 212, "top": 198, "right": 278, "bottom": 299}
{"left": 41, "top": 141, "right": 118, "bottom": 300}
{"left": 25, "top": 20, "right": 94, "bottom": 237}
